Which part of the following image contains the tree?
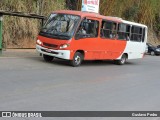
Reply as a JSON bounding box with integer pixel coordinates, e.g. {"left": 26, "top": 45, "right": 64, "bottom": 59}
{"left": 37, "top": 0, "right": 44, "bottom": 15}
{"left": 66, "top": 0, "right": 80, "bottom": 10}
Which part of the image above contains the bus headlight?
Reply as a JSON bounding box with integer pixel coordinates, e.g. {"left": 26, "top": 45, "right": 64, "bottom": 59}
{"left": 37, "top": 39, "right": 42, "bottom": 45}
{"left": 60, "top": 44, "right": 70, "bottom": 49}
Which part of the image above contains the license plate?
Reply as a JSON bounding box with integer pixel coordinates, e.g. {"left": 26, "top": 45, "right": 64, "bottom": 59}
{"left": 45, "top": 49, "right": 52, "bottom": 53}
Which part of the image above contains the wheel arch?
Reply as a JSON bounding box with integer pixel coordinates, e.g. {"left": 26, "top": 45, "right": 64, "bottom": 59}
{"left": 76, "top": 50, "right": 85, "bottom": 59}
{"left": 117, "top": 53, "right": 128, "bottom": 60}
{"left": 123, "top": 53, "right": 128, "bottom": 59}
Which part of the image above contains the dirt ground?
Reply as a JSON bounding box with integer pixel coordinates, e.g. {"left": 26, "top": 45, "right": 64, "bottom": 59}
{"left": 0, "top": 49, "right": 38, "bottom": 57}
{"left": 3, "top": 38, "right": 36, "bottom": 49}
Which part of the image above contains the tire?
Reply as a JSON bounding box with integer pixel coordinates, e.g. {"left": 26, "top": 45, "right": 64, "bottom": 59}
{"left": 43, "top": 54, "right": 54, "bottom": 62}
{"left": 70, "top": 52, "right": 83, "bottom": 67}
{"left": 150, "top": 51, "right": 155, "bottom": 56}
{"left": 115, "top": 54, "right": 127, "bottom": 65}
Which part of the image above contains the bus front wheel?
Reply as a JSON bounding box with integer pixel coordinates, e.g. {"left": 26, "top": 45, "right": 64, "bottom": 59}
{"left": 115, "top": 54, "right": 127, "bottom": 65}
{"left": 70, "top": 52, "right": 83, "bottom": 67}
{"left": 43, "top": 54, "right": 54, "bottom": 62}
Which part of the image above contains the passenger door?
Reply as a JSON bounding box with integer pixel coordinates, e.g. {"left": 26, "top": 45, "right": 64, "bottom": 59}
{"left": 100, "top": 20, "right": 118, "bottom": 59}
{"left": 73, "top": 17, "right": 101, "bottom": 60}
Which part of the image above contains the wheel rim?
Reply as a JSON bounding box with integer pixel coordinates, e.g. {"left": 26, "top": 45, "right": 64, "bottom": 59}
{"left": 75, "top": 55, "right": 81, "bottom": 65}
{"left": 151, "top": 51, "right": 155, "bottom": 55}
{"left": 121, "top": 56, "right": 126, "bottom": 64}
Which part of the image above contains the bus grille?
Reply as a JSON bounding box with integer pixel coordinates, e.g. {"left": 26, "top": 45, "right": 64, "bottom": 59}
{"left": 41, "top": 49, "right": 58, "bottom": 54}
{"left": 43, "top": 42, "right": 58, "bottom": 48}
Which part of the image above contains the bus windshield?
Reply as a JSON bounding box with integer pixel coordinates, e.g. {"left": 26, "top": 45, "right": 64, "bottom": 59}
{"left": 40, "top": 13, "right": 80, "bottom": 40}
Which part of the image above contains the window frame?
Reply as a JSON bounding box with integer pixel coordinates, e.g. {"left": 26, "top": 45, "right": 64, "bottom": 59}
{"left": 142, "top": 27, "right": 146, "bottom": 42}
{"left": 100, "top": 20, "right": 118, "bottom": 39}
{"left": 130, "top": 25, "right": 143, "bottom": 42}
{"left": 75, "top": 17, "right": 100, "bottom": 40}
{"left": 117, "top": 23, "right": 131, "bottom": 41}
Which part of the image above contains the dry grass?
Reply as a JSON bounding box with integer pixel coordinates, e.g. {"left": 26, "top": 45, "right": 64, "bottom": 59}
{"left": 0, "top": 0, "right": 160, "bottom": 48}
{"left": 0, "top": 0, "right": 65, "bottom": 48}
{"left": 76, "top": 0, "right": 160, "bottom": 44}
{"left": 76, "top": 0, "right": 160, "bottom": 26}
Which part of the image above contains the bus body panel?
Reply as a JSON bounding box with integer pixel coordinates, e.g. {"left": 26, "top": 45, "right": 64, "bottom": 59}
{"left": 37, "top": 36, "right": 127, "bottom": 60}
{"left": 121, "top": 41, "right": 145, "bottom": 59}
{"left": 36, "top": 44, "right": 70, "bottom": 59}
{"left": 38, "top": 35, "right": 70, "bottom": 49}
{"left": 67, "top": 37, "right": 127, "bottom": 60}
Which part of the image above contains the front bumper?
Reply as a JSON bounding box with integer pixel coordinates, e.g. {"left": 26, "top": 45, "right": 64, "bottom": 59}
{"left": 36, "top": 45, "right": 70, "bottom": 60}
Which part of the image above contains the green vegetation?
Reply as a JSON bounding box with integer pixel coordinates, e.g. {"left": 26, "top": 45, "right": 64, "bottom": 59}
{"left": 0, "top": 0, "right": 160, "bottom": 48}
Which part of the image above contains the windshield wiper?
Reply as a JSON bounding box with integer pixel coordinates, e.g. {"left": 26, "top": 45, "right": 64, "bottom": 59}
{"left": 54, "top": 34, "right": 70, "bottom": 39}
{"left": 39, "top": 31, "right": 70, "bottom": 40}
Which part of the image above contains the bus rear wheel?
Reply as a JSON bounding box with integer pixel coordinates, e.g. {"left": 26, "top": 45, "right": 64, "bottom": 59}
{"left": 70, "top": 52, "right": 83, "bottom": 67}
{"left": 115, "top": 54, "right": 127, "bottom": 65}
{"left": 43, "top": 54, "right": 54, "bottom": 62}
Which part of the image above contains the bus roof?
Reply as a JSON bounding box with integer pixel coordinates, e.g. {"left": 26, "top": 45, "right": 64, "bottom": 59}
{"left": 53, "top": 10, "right": 147, "bottom": 27}
{"left": 53, "top": 10, "right": 122, "bottom": 22}
{"left": 122, "top": 20, "right": 147, "bottom": 28}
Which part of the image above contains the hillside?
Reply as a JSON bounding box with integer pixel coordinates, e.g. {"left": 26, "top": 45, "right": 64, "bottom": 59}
{"left": 68, "top": 0, "right": 160, "bottom": 45}
{"left": 0, "top": 0, "right": 160, "bottom": 48}
{"left": 0, "top": 0, "right": 65, "bottom": 48}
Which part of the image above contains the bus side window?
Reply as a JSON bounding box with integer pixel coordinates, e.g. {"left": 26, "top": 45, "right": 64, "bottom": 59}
{"left": 101, "top": 21, "right": 117, "bottom": 39}
{"left": 111, "top": 23, "right": 117, "bottom": 38}
{"left": 118, "top": 24, "right": 131, "bottom": 40}
{"left": 76, "top": 19, "right": 99, "bottom": 39}
{"left": 87, "top": 20, "right": 99, "bottom": 37}
{"left": 101, "top": 21, "right": 111, "bottom": 38}
{"left": 131, "top": 26, "right": 142, "bottom": 42}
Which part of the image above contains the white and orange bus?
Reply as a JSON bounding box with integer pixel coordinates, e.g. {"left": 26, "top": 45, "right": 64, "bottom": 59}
{"left": 36, "top": 10, "right": 148, "bottom": 67}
